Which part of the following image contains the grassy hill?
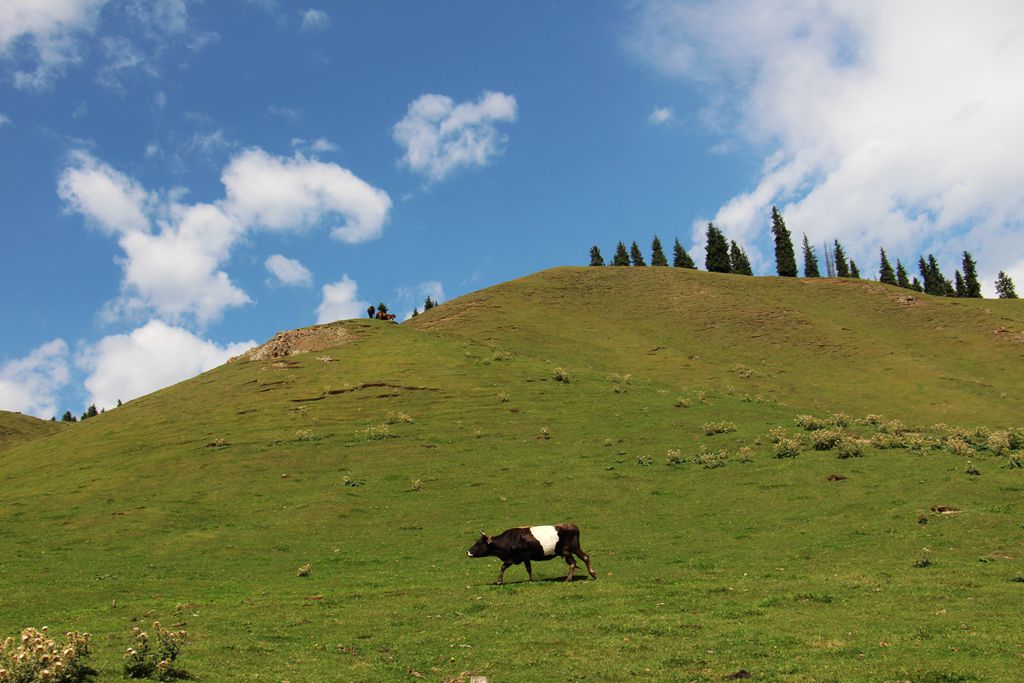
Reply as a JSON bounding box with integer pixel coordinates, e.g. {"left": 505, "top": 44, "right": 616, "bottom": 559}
{"left": 0, "top": 410, "right": 65, "bottom": 451}
{"left": 2, "top": 267, "right": 1023, "bottom": 681}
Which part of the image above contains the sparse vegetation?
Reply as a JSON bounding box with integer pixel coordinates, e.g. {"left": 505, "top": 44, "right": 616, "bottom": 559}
{"left": 552, "top": 367, "right": 570, "bottom": 383}
{"left": 0, "top": 627, "right": 91, "bottom": 683}
{"left": 702, "top": 421, "right": 736, "bottom": 435}
{"left": 123, "top": 623, "right": 187, "bottom": 681}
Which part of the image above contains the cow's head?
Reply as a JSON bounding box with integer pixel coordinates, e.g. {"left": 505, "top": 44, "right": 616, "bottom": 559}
{"left": 467, "top": 531, "right": 491, "bottom": 558}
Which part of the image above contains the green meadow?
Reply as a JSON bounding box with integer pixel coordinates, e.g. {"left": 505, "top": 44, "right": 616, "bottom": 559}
{"left": 2, "top": 267, "right": 1023, "bottom": 681}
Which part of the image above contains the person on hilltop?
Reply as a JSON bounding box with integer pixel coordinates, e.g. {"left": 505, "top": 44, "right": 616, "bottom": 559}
{"left": 367, "top": 305, "right": 375, "bottom": 319}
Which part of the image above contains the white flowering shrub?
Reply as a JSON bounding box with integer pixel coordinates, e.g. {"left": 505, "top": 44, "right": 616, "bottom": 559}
{"left": 123, "top": 623, "right": 187, "bottom": 681}
{"left": 0, "top": 627, "right": 91, "bottom": 683}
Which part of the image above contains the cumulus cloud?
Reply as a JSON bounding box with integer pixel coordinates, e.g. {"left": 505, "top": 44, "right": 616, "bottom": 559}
{"left": 79, "top": 320, "right": 254, "bottom": 410}
{"left": 393, "top": 90, "right": 518, "bottom": 183}
{"left": 0, "top": 0, "right": 108, "bottom": 90}
{"left": 223, "top": 148, "right": 391, "bottom": 243}
{"left": 58, "top": 148, "right": 390, "bottom": 324}
{"left": 265, "top": 253, "right": 312, "bottom": 287}
{"left": 648, "top": 106, "right": 674, "bottom": 125}
{"left": 316, "top": 274, "right": 368, "bottom": 323}
{"left": 300, "top": 9, "right": 331, "bottom": 32}
{"left": 0, "top": 339, "right": 70, "bottom": 418}
{"left": 628, "top": 0, "right": 1024, "bottom": 287}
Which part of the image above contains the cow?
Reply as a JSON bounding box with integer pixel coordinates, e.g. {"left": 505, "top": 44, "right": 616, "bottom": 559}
{"left": 467, "top": 523, "right": 597, "bottom": 584}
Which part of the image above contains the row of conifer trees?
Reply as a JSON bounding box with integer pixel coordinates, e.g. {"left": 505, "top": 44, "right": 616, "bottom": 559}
{"left": 589, "top": 206, "right": 1018, "bottom": 298}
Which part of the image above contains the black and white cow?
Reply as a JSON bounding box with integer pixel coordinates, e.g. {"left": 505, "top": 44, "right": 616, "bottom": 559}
{"left": 467, "top": 523, "right": 597, "bottom": 584}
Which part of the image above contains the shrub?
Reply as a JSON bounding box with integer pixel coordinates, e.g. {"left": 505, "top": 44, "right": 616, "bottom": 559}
{"left": 768, "top": 426, "right": 788, "bottom": 444}
{"left": 635, "top": 455, "right": 653, "bottom": 467}
{"left": 774, "top": 438, "right": 801, "bottom": 458}
{"left": 674, "top": 397, "right": 690, "bottom": 408}
{"left": 1, "top": 627, "right": 91, "bottom": 683}
{"left": 835, "top": 438, "right": 863, "bottom": 459}
{"left": 826, "top": 413, "right": 850, "bottom": 428}
{"left": 858, "top": 414, "right": 885, "bottom": 426}
{"left": 946, "top": 436, "right": 974, "bottom": 458}
{"left": 492, "top": 350, "right": 514, "bottom": 361}
{"left": 665, "top": 449, "right": 684, "bottom": 465}
{"left": 702, "top": 421, "right": 736, "bottom": 436}
{"left": 696, "top": 448, "right": 728, "bottom": 469}
{"left": 1008, "top": 428, "right": 1023, "bottom": 450}
{"left": 987, "top": 431, "right": 1011, "bottom": 455}
{"left": 879, "top": 419, "right": 907, "bottom": 435}
{"left": 539, "top": 426, "right": 552, "bottom": 440}
{"left": 870, "top": 432, "right": 907, "bottom": 449}
{"left": 294, "top": 429, "right": 320, "bottom": 441}
{"left": 552, "top": 367, "right": 570, "bottom": 383}
{"left": 385, "top": 411, "right": 414, "bottom": 424}
{"left": 497, "top": 391, "right": 510, "bottom": 403}
{"left": 811, "top": 429, "right": 843, "bottom": 451}
{"left": 731, "top": 363, "right": 754, "bottom": 379}
{"left": 296, "top": 563, "right": 312, "bottom": 577}
{"left": 1007, "top": 454, "right": 1023, "bottom": 469}
{"left": 123, "top": 622, "right": 187, "bottom": 681}
{"left": 964, "top": 461, "right": 981, "bottom": 476}
{"left": 341, "top": 475, "right": 364, "bottom": 487}
{"left": 795, "top": 415, "right": 827, "bottom": 431}
{"left": 409, "top": 479, "right": 423, "bottom": 492}
{"left": 362, "top": 424, "right": 391, "bottom": 440}
{"left": 735, "top": 446, "right": 754, "bottom": 463}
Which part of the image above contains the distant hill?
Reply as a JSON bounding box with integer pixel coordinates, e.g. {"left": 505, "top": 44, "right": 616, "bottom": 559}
{"left": 1, "top": 267, "right": 1022, "bottom": 681}
{"left": 0, "top": 409, "right": 65, "bottom": 451}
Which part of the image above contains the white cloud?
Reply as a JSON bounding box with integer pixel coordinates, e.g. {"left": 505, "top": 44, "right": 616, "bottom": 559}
{"left": 0, "top": 0, "right": 108, "bottom": 91}
{"left": 393, "top": 90, "right": 518, "bottom": 183}
{"left": 59, "top": 148, "right": 390, "bottom": 324}
{"left": 0, "top": 339, "right": 70, "bottom": 418}
{"left": 95, "top": 35, "right": 156, "bottom": 92}
{"left": 265, "top": 253, "right": 312, "bottom": 287}
{"left": 648, "top": 106, "right": 674, "bottom": 125}
{"left": 300, "top": 9, "right": 330, "bottom": 32}
{"left": 0, "top": 113, "right": 11, "bottom": 127}
{"left": 222, "top": 148, "right": 391, "bottom": 243}
{"left": 316, "top": 274, "right": 368, "bottom": 323}
{"left": 290, "top": 136, "right": 338, "bottom": 154}
{"left": 628, "top": 1, "right": 1024, "bottom": 284}
{"left": 79, "top": 320, "right": 254, "bottom": 410}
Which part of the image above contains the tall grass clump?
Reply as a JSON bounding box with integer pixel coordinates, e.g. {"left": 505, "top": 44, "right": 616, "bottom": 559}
{"left": 702, "top": 421, "right": 736, "bottom": 436}
{"left": 123, "top": 623, "right": 188, "bottom": 680}
{"left": 811, "top": 428, "right": 844, "bottom": 451}
{"left": 836, "top": 438, "right": 864, "bottom": 459}
{"left": 362, "top": 424, "right": 392, "bottom": 440}
{"left": 552, "top": 367, "right": 570, "bottom": 383}
{"left": 774, "top": 438, "right": 801, "bottom": 459}
{"left": 795, "top": 415, "right": 827, "bottom": 431}
{"left": 1, "top": 627, "right": 91, "bottom": 683}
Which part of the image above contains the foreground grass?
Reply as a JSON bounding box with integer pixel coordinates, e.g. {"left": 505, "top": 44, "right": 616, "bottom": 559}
{"left": 2, "top": 269, "right": 1024, "bottom": 681}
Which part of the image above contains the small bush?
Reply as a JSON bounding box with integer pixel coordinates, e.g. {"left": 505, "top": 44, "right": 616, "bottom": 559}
{"left": 731, "top": 363, "right": 754, "bottom": 379}
{"left": 294, "top": 429, "right": 320, "bottom": 441}
{"left": 665, "top": 449, "right": 684, "bottom": 465}
{"left": 835, "top": 438, "right": 863, "bottom": 459}
{"left": 696, "top": 448, "right": 728, "bottom": 469}
{"left": 673, "top": 397, "right": 690, "bottom": 408}
{"left": 913, "top": 557, "right": 932, "bottom": 568}
{"left": 946, "top": 436, "right": 974, "bottom": 458}
{"left": 735, "top": 446, "right": 754, "bottom": 463}
{"left": 987, "top": 431, "right": 1011, "bottom": 456}
{"left": 870, "top": 432, "right": 907, "bottom": 449}
{"left": 795, "top": 415, "right": 827, "bottom": 431}
{"left": 473, "top": 428, "right": 484, "bottom": 439}
{"left": 826, "top": 413, "right": 850, "bottom": 428}
{"left": 539, "top": 426, "right": 552, "bottom": 440}
{"left": 296, "top": 563, "right": 312, "bottom": 577}
{"left": 409, "top": 479, "right": 423, "bottom": 492}
{"left": 362, "top": 424, "right": 392, "bottom": 440}
{"left": 696, "top": 391, "right": 707, "bottom": 404}
{"left": 879, "top": 419, "right": 907, "bottom": 435}
{"left": 341, "top": 475, "right": 364, "bottom": 487}
{"left": 774, "top": 438, "right": 801, "bottom": 459}
{"left": 385, "top": 411, "right": 414, "bottom": 424}
{"left": 635, "top": 455, "right": 652, "bottom": 467}
{"left": 492, "top": 350, "right": 514, "bottom": 361}
{"left": 552, "top": 367, "right": 570, "bottom": 383}
{"left": 811, "top": 429, "right": 844, "bottom": 451}
{"left": 1, "top": 627, "right": 91, "bottom": 683}
{"left": 1007, "top": 454, "right": 1023, "bottom": 469}
{"left": 497, "top": 391, "right": 510, "bottom": 403}
{"left": 858, "top": 414, "right": 885, "bottom": 426}
{"left": 702, "top": 421, "right": 736, "bottom": 436}
{"left": 123, "top": 622, "right": 187, "bottom": 681}
{"left": 965, "top": 460, "right": 981, "bottom": 476}
{"left": 768, "top": 426, "right": 788, "bottom": 444}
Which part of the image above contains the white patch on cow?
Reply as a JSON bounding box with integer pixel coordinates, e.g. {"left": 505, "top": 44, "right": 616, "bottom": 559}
{"left": 530, "top": 525, "right": 559, "bottom": 556}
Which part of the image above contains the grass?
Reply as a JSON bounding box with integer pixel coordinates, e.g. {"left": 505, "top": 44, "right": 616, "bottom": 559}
{"left": 2, "top": 267, "right": 1024, "bottom": 681}
{"left": 0, "top": 410, "right": 66, "bottom": 451}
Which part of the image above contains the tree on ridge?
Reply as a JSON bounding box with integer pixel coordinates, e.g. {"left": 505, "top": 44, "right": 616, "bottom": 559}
{"left": 705, "top": 222, "right": 731, "bottom": 273}
{"left": 629, "top": 241, "right": 646, "bottom": 266}
{"left": 802, "top": 234, "right": 821, "bottom": 277}
{"left": 770, "top": 206, "right": 797, "bottom": 277}
{"left": 589, "top": 245, "right": 604, "bottom": 266}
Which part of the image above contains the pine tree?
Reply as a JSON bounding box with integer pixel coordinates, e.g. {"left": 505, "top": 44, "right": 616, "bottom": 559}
{"left": 729, "top": 241, "right": 753, "bottom": 275}
{"left": 921, "top": 254, "right": 953, "bottom": 296}
{"left": 834, "top": 240, "right": 850, "bottom": 277}
{"left": 770, "top": 206, "right": 797, "bottom": 276}
{"left": 672, "top": 238, "right": 695, "bottom": 268}
{"left": 705, "top": 222, "right": 731, "bottom": 273}
{"left": 996, "top": 271, "right": 1018, "bottom": 298}
{"left": 849, "top": 260, "right": 860, "bottom": 278}
{"left": 81, "top": 404, "right": 98, "bottom": 421}
{"left": 116, "top": 399, "right": 123, "bottom": 407}
{"left": 650, "top": 236, "right": 668, "bottom": 266}
{"left": 878, "top": 248, "right": 896, "bottom": 285}
{"left": 801, "top": 234, "right": 820, "bottom": 277}
{"left": 411, "top": 307, "right": 419, "bottom": 317}
{"left": 423, "top": 296, "right": 435, "bottom": 310}
{"left": 61, "top": 410, "right": 77, "bottom": 423}
{"left": 911, "top": 276, "right": 923, "bottom": 292}
{"left": 589, "top": 245, "right": 604, "bottom": 266}
{"left": 896, "top": 259, "right": 910, "bottom": 289}
{"left": 961, "top": 251, "right": 982, "bottom": 298}
{"left": 954, "top": 270, "right": 966, "bottom": 297}
{"left": 612, "top": 241, "right": 630, "bottom": 266}
{"left": 629, "top": 241, "right": 646, "bottom": 266}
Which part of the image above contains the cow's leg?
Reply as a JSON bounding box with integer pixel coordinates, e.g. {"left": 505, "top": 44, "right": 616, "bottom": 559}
{"left": 497, "top": 561, "right": 512, "bottom": 585}
{"left": 574, "top": 548, "right": 597, "bottom": 579}
{"left": 563, "top": 552, "right": 577, "bottom": 582}
{"left": 524, "top": 560, "right": 534, "bottom": 581}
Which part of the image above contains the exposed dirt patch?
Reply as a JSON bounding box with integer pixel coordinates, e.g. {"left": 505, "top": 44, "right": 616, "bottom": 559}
{"left": 931, "top": 505, "right": 961, "bottom": 514}
{"left": 232, "top": 323, "right": 358, "bottom": 361}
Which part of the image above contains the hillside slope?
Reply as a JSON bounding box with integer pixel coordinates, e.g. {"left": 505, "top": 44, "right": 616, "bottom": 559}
{"left": 1, "top": 268, "right": 1022, "bottom": 682}
{"left": 0, "top": 410, "right": 65, "bottom": 451}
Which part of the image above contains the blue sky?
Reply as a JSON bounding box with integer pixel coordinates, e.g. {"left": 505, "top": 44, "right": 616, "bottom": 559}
{"left": 3, "top": 1, "right": 1023, "bottom": 418}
